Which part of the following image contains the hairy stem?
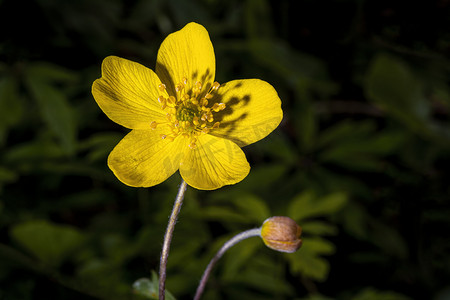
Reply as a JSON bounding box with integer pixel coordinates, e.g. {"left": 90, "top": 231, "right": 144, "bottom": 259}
{"left": 159, "top": 179, "right": 188, "bottom": 300}
{"left": 194, "top": 228, "right": 261, "bottom": 300}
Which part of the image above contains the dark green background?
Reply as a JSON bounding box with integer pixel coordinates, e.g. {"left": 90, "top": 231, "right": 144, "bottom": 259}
{"left": 1, "top": 0, "right": 449, "bottom": 299}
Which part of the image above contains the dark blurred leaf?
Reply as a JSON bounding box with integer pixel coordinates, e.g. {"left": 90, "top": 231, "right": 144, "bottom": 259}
{"left": 4, "top": 138, "right": 65, "bottom": 163}
{"left": 0, "top": 166, "right": 17, "bottom": 184}
{"left": 79, "top": 132, "right": 122, "bottom": 162}
{"left": 229, "top": 194, "right": 270, "bottom": 223}
{"left": 228, "top": 260, "right": 294, "bottom": 296}
{"left": 340, "top": 202, "right": 369, "bottom": 239}
{"left": 10, "top": 220, "right": 85, "bottom": 267}
{"left": 366, "top": 54, "right": 429, "bottom": 120}
{"left": 366, "top": 53, "right": 450, "bottom": 143}
{"left": 0, "top": 76, "right": 23, "bottom": 130}
{"left": 301, "top": 221, "right": 338, "bottom": 236}
{"left": 317, "top": 120, "right": 407, "bottom": 171}
{"left": 245, "top": 0, "right": 274, "bottom": 38}
{"left": 192, "top": 205, "right": 250, "bottom": 223}
{"left": 168, "top": 0, "right": 209, "bottom": 27}
{"left": 132, "top": 271, "right": 176, "bottom": 300}
{"left": 25, "top": 74, "right": 77, "bottom": 156}
{"left": 222, "top": 237, "right": 262, "bottom": 280}
{"left": 238, "top": 163, "right": 288, "bottom": 191}
{"left": 288, "top": 190, "right": 348, "bottom": 222}
{"left": 26, "top": 62, "right": 78, "bottom": 83}
{"left": 371, "top": 221, "right": 408, "bottom": 260}
{"left": 248, "top": 38, "right": 331, "bottom": 87}
{"left": 351, "top": 287, "right": 411, "bottom": 300}
{"left": 287, "top": 237, "right": 335, "bottom": 281}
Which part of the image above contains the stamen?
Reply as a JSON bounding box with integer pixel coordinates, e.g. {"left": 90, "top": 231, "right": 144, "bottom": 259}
{"left": 167, "top": 96, "right": 176, "bottom": 107}
{"left": 193, "top": 116, "right": 199, "bottom": 126}
{"left": 154, "top": 78, "right": 224, "bottom": 150}
{"left": 211, "top": 81, "right": 220, "bottom": 90}
{"left": 189, "top": 138, "right": 197, "bottom": 149}
{"left": 211, "top": 103, "right": 225, "bottom": 112}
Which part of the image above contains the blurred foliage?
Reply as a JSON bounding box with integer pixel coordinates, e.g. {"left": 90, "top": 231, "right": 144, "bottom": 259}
{"left": 1, "top": 0, "right": 449, "bottom": 299}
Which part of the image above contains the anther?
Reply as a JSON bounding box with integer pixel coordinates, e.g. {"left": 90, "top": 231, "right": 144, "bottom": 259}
{"left": 167, "top": 96, "right": 176, "bottom": 107}
{"left": 193, "top": 116, "right": 199, "bottom": 126}
{"left": 150, "top": 121, "right": 158, "bottom": 129}
{"left": 212, "top": 103, "right": 225, "bottom": 112}
{"left": 189, "top": 139, "right": 197, "bottom": 149}
{"left": 158, "top": 83, "right": 166, "bottom": 91}
{"left": 212, "top": 82, "right": 220, "bottom": 90}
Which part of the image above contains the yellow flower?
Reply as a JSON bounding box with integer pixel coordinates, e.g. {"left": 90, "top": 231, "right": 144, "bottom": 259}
{"left": 92, "top": 22, "right": 282, "bottom": 190}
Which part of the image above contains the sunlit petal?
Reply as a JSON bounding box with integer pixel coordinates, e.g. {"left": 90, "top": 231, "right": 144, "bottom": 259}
{"left": 108, "top": 128, "right": 187, "bottom": 187}
{"left": 179, "top": 135, "right": 250, "bottom": 190}
{"left": 156, "top": 23, "right": 215, "bottom": 97}
{"left": 209, "top": 79, "right": 283, "bottom": 147}
{"left": 92, "top": 56, "right": 166, "bottom": 129}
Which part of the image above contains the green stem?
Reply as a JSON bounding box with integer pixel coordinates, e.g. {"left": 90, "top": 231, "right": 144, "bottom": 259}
{"left": 194, "top": 228, "right": 261, "bottom": 300}
{"left": 159, "top": 179, "right": 188, "bottom": 300}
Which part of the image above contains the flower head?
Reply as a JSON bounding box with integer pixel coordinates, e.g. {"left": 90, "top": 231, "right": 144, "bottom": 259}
{"left": 261, "top": 216, "right": 302, "bottom": 253}
{"left": 92, "top": 23, "right": 282, "bottom": 190}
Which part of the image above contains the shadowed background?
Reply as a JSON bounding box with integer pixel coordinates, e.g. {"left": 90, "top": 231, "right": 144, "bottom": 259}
{"left": 1, "top": 0, "right": 450, "bottom": 299}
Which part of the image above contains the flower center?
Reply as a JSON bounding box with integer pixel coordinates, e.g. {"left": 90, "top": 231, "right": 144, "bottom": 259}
{"left": 150, "top": 77, "right": 226, "bottom": 149}
{"left": 176, "top": 105, "right": 196, "bottom": 122}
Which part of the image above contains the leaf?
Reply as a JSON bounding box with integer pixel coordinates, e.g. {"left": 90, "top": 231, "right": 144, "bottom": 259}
{"left": 79, "top": 132, "right": 122, "bottom": 162}
{"left": 230, "top": 194, "right": 271, "bottom": 223}
{"left": 365, "top": 53, "right": 450, "bottom": 142}
{"left": 25, "top": 77, "right": 77, "bottom": 155}
{"left": 340, "top": 202, "right": 369, "bottom": 239}
{"left": 366, "top": 54, "right": 430, "bottom": 121}
{"left": 301, "top": 221, "right": 338, "bottom": 236}
{"left": 192, "top": 206, "right": 251, "bottom": 223}
{"left": 286, "top": 237, "right": 335, "bottom": 281}
{"left": 317, "top": 120, "right": 407, "bottom": 171}
{"left": 26, "top": 62, "right": 78, "bottom": 83}
{"left": 351, "top": 287, "right": 411, "bottom": 300}
{"left": 288, "top": 190, "right": 348, "bottom": 221}
{"left": 245, "top": 0, "right": 275, "bottom": 38}
{"left": 0, "top": 76, "right": 23, "bottom": 129}
{"left": 132, "top": 271, "right": 176, "bottom": 300}
{"left": 223, "top": 237, "right": 262, "bottom": 279}
{"left": 10, "top": 220, "right": 84, "bottom": 267}
{"left": 0, "top": 166, "right": 18, "bottom": 183}
{"left": 371, "top": 221, "right": 408, "bottom": 259}
{"left": 4, "top": 139, "right": 65, "bottom": 163}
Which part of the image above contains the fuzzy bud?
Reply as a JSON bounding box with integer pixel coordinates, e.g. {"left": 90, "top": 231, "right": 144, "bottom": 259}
{"left": 260, "top": 216, "right": 302, "bottom": 253}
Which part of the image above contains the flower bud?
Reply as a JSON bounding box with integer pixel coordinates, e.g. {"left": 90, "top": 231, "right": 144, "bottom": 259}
{"left": 260, "top": 216, "right": 302, "bottom": 253}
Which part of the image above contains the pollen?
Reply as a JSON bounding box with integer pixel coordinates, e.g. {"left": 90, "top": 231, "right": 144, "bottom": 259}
{"left": 153, "top": 78, "right": 226, "bottom": 148}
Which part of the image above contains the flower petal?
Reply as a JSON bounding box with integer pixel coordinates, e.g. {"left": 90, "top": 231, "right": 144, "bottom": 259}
{"left": 108, "top": 128, "right": 187, "bottom": 187}
{"left": 210, "top": 79, "right": 283, "bottom": 147}
{"left": 179, "top": 135, "right": 250, "bottom": 190}
{"left": 92, "top": 56, "right": 166, "bottom": 130}
{"left": 156, "top": 23, "right": 215, "bottom": 96}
